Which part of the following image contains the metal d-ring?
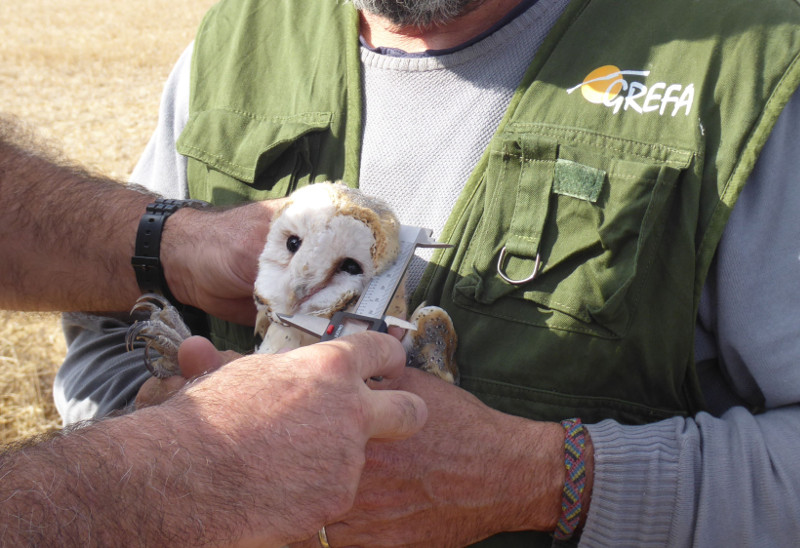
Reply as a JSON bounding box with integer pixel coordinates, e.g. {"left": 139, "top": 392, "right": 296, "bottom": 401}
{"left": 496, "top": 245, "right": 541, "bottom": 285}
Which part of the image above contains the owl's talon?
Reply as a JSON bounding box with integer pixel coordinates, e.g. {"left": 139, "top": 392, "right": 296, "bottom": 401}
{"left": 126, "top": 293, "right": 191, "bottom": 378}
{"left": 130, "top": 293, "right": 174, "bottom": 315}
{"left": 142, "top": 343, "right": 162, "bottom": 378}
{"left": 126, "top": 321, "right": 147, "bottom": 352}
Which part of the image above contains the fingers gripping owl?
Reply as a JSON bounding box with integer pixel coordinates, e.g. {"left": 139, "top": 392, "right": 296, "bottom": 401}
{"left": 127, "top": 182, "right": 459, "bottom": 385}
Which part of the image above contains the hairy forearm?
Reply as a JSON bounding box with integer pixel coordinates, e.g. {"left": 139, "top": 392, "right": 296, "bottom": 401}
{"left": 0, "top": 407, "right": 280, "bottom": 547}
{"left": 477, "top": 413, "right": 594, "bottom": 535}
{"left": 483, "top": 414, "right": 566, "bottom": 533}
{"left": 0, "top": 119, "right": 156, "bottom": 311}
{"left": 0, "top": 118, "right": 284, "bottom": 321}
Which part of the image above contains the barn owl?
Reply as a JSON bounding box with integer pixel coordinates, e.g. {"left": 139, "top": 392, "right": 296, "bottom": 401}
{"left": 127, "top": 182, "right": 459, "bottom": 384}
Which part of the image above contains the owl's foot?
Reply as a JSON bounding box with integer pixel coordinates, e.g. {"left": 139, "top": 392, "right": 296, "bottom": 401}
{"left": 402, "top": 305, "right": 459, "bottom": 385}
{"left": 126, "top": 293, "right": 192, "bottom": 379}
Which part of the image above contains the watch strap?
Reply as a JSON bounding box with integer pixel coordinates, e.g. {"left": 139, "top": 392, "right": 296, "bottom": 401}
{"left": 131, "top": 198, "right": 208, "bottom": 303}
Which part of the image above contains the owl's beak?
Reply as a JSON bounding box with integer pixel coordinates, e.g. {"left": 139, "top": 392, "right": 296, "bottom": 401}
{"left": 291, "top": 281, "right": 325, "bottom": 308}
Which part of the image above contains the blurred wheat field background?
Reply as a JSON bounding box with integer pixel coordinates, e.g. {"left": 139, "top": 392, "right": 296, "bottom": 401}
{"left": 1, "top": 0, "right": 216, "bottom": 445}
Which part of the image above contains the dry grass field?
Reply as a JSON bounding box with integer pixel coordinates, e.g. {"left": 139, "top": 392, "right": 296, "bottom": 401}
{"left": 1, "top": 0, "right": 216, "bottom": 445}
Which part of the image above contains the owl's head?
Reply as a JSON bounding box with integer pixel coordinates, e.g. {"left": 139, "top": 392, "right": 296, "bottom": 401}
{"left": 254, "top": 182, "right": 400, "bottom": 338}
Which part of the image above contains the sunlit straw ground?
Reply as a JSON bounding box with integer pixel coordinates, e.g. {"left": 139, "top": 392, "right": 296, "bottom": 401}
{"left": 0, "top": 0, "right": 216, "bottom": 445}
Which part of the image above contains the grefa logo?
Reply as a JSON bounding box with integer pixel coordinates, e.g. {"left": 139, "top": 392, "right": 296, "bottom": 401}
{"left": 567, "top": 65, "right": 694, "bottom": 116}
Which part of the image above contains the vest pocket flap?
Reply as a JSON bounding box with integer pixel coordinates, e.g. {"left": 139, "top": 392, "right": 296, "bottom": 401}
{"left": 453, "top": 131, "right": 693, "bottom": 337}
{"left": 177, "top": 110, "right": 334, "bottom": 183}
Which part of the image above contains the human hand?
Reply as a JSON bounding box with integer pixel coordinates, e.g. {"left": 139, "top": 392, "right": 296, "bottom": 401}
{"left": 160, "top": 331, "right": 428, "bottom": 547}
{"left": 6, "top": 331, "right": 428, "bottom": 547}
{"left": 135, "top": 335, "right": 240, "bottom": 409}
{"left": 291, "top": 368, "right": 567, "bottom": 548}
{"left": 161, "top": 198, "right": 288, "bottom": 325}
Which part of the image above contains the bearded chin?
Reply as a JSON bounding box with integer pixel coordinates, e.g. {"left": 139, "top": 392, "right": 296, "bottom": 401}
{"left": 350, "top": 0, "right": 482, "bottom": 28}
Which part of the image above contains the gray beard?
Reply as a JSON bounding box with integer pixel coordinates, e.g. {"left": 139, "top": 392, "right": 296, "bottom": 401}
{"left": 351, "top": 0, "right": 483, "bottom": 28}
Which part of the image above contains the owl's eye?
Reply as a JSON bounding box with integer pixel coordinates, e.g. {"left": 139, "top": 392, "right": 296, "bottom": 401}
{"left": 339, "top": 258, "right": 363, "bottom": 275}
{"left": 286, "top": 235, "right": 302, "bottom": 253}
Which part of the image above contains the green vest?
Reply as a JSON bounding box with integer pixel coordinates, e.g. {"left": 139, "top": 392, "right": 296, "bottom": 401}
{"left": 177, "top": 0, "right": 800, "bottom": 543}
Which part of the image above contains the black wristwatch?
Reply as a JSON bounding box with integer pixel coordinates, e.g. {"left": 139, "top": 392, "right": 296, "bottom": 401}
{"left": 131, "top": 198, "right": 209, "bottom": 303}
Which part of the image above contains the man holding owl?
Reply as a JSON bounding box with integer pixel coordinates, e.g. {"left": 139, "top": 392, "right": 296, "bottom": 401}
{"left": 56, "top": 0, "right": 800, "bottom": 546}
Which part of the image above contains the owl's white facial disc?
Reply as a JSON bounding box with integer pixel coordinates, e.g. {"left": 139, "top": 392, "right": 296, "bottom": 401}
{"left": 254, "top": 193, "right": 378, "bottom": 322}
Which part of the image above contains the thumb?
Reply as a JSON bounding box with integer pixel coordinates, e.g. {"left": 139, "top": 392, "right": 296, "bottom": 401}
{"left": 362, "top": 390, "right": 428, "bottom": 441}
{"left": 178, "top": 336, "right": 239, "bottom": 378}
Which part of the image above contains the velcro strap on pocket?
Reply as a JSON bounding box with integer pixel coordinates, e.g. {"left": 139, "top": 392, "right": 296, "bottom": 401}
{"left": 553, "top": 159, "right": 605, "bottom": 202}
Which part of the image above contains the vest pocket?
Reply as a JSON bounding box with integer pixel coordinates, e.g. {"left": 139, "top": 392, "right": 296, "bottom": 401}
{"left": 453, "top": 131, "right": 691, "bottom": 337}
{"left": 177, "top": 109, "right": 334, "bottom": 201}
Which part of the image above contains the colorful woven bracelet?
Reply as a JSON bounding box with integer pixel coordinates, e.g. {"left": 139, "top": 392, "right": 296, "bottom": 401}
{"left": 553, "top": 418, "right": 587, "bottom": 541}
